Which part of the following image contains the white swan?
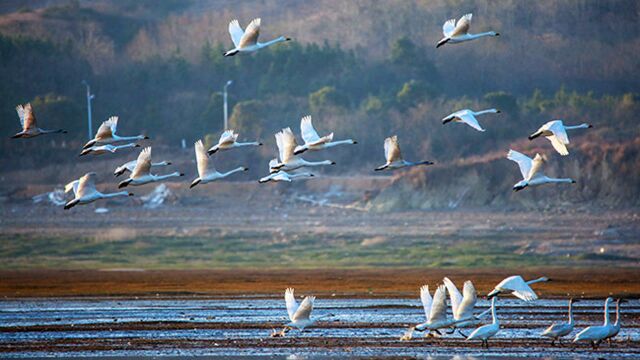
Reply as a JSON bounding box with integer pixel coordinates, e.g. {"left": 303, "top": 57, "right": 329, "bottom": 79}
{"left": 466, "top": 296, "right": 500, "bottom": 348}
{"left": 270, "top": 128, "right": 335, "bottom": 173}
{"left": 374, "top": 135, "right": 433, "bottom": 171}
{"left": 443, "top": 277, "right": 491, "bottom": 337}
{"left": 605, "top": 298, "right": 627, "bottom": 345}
{"left": 410, "top": 285, "right": 462, "bottom": 337}
{"left": 271, "top": 288, "right": 331, "bottom": 337}
{"left": 541, "top": 298, "right": 579, "bottom": 345}
{"left": 118, "top": 147, "right": 184, "bottom": 188}
{"left": 64, "top": 172, "right": 132, "bottom": 210}
{"left": 114, "top": 159, "right": 171, "bottom": 177}
{"left": 83, "top": 116, "right": 148, "bottom": 149}
{"left": 487, "top": 275, "right": 550, "bottom": 301}
{"left": 207, "top": 130, "right": 262, "bottom": 155}
{"left": 224, "top": 18, "right": 291, "bottom": 57}
{"left": 437, "top": 13, "right": 499, "bottom": 48}
{"left": 293, "top": 115, "right": 357, "bottom": 155}
{"left": 12, "top": 103, "right": 66, "bottom": 138}
{"left": 528, "top": 120, "right": 593, "bottom": 156}
{"left": 191, "top": 140, "right": 248, "bottom": 188}
{"left": 259, "top": 169, "right": 314, "bottom": 183}
{"left": 442, "top": 108, "right": 500, "bottom": 132}
{"left": 79, "top": 143, "right": 140, "bottom": 156}
{"left": 507, "top": 149, "right": 576, "bottom": 191}
{"left": 574, "top": 297, "right": 615, "bottom": 349}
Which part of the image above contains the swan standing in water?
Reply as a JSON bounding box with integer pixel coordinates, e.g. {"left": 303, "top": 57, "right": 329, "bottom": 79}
{"left": 437, "top": 13, "right": 499, "bottom": 48}
{"left": 541, "top": 298, "right": 580, "bottom": 345}
{"left": 443, "top": 277, "right": 491, "bottom": 337}
{"left": 224, "top": 18, "right": 291, "bottom": 57}
{"left": 207, "top": 130, "right": 262, "bottom": 155}
{"left": 64, "top": 172, "right": 132, "bottom": 210}
{"left": 466, "top": 296, "right": 500, "bottom": 348}
{"left": 114, "top": 159, "right": 171, "bottom": 177}
{"left": 270, "top": 128, "right": 335, "bottom": 173}
{"left": 118, "top": 147, "right": 184, "bottom": 188}
{"left": 574, "top": 297, "right": 615, "bottom": 349}
{"left": 80, "top": 143, "right": 140, "bottom": 156}
{"left": 528, "top": 120, "right": 593, "bottom": 156}
{"left": 12, "top": 103, "right": 66, "bottom": 138}
{"left": 605, "top": 298, "right": 627, "bottom": 345}
{"left": 487, "top": 275, "right": 550, "bottom": 301}
{"left": 507, "top": 149, "right": 576, "bottom": 191}
{"left": 190, "top": 140, "right": 248, "bottom": 188}
{"left": 441, "top": 108, "right": 500, "bottom": 132}
{"left": 293, "top": 115, "right": 357, "bottom": 155}
{"left": 83, "top": 116, "right": 148, "bottom": 149}
{"left": 374, "top": 135, "right": 434, "bottom": 171}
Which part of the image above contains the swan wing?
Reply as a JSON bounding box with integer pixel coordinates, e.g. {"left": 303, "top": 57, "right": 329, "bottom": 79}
{"left": 16, "top": 103, "right": 37, "bottom": 130}
{"left": 442, "top": 277, "right": 462, "bottom": 316}
{"left": 228, "top": 19, "right": 244, "bottom": 48}
{"left": 64, "top": 179, "right": 80, "bottom": 196}
{"left": 195, "top": 140, "right": 212, "bottom": 177}
{"left": 549, "top": 121, "right": 570, "bottom": 144}
{"left": 442, "top": 18, "right": 456, "bottom": 37}
{"left": 285, "top": 288, "right": 299, "bottom": 321}
{"left": 499, "top": 276, "right": 537, "bottom": 301}
{"left": 419, "top": 285, "right": 432, "bottom": 320}
{"left": 548, "top": 136, "right": 569, "bottom": 156}
{"left": 95, "top": 116, "right": 117, "bottom": 139}
{"left": 292, "top": 295, "right": 315, "bottom": 321}
{"left": 300, "top": 115, "right": 321, "bottom": 144}
{"left": 452, "top": 13, "right": 472, "bottom": 37}
{"left": 76, "top": 172, "right": 98, "bottom": 197}
{"left": 275, "top": 128, "right": 296, "bottom": 163}
{"left": 384, "top": 135, "right": 402, "bottom": 163}
{"left": 428, "top": 285, "right": 448, "bottom": 323}
{"left": 458, "top": 112, "right": 485, "bottom": 132}
{"left": 239, "top": 18, "right": 260, "bottom": 48}
{"left": 527, "top": 153, "right": 545, "bottom": 180}
{"left": 218, "top": 129, "right": 237, "bottom": 145}
{"left": 131, "top": 147, "right": 152, "bottom": 178}
{"left": 457, "top": 281, "right": 477, "bottom": 319}
{"left": 507, "top": 150, "right": 533, "bottom": 180}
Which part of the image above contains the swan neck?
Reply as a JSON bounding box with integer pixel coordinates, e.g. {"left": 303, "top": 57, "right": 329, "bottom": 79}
{"left": 224, "top": 167, "right": 245, "bottom": 176}
{"left": 568, "top": 301, "right": 574, "bottom": 324}
{"left": 470, "top": 31, "right": 496, "bottom": 39}
{"left": 475, "top": 109, "right": 497, "bottom": 115}
{"left": 103, "top": 191, "right": 129, "bottom": 198}
{"left": 261, "top": 37, "right": 286, "bottom": 47}
{"left": 604, "top": 300, "right": 611, "bottom": 325}
{"left": 491, "top": 298, "right": 498, "bottom": 324}
{"left": 565, "top": 124, "right": 589, "bottom": 130}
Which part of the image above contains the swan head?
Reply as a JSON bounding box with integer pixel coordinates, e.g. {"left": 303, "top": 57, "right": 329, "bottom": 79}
{"left": 538, "top": 276, "right": 550, "bottom": 282}
{"left": 134, "top": 144, "right": 141, "bottom": 147}
{"left": 128, "top": 193, "right": 134, "bottom": 196}
{"left": 143, "top": 135, "right": 150, "bottom": 140}
{"left": 569, "top": 298, "right": 580, "bottom": 303}
{"left": 585, "top": 123, "right": 593, "bottom": 128}
{"left": 285, "top": 37, "right": 292, "bottom": 41}
{"left": 243, "top": 167, "right": 249, "bottom": 171}
{"left": 513, "top": 184, "right": 527, "bottom": 192}
{"left": 492, "top": 32, "right": 500, "bottom": 36}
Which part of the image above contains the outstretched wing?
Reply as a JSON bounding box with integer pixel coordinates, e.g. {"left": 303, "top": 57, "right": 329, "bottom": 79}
{"left": 64, "top": 179, "right": 80, "bottom": 196}
{"left": 548, "top": 136, "right": 569, "bottom": 156}
{"left": 384, "top": 135, "right": 402, "bottom": 163}
{"left": 451, "top": 13, "right": 472, "bottom": 37}
{"left": 442, "top": 18, "right": 457, "bottom": 37}
{"left": 16, "top": 103, "right": 36, "bottom": 130}
{"left": 458, "top": 112, "right": 485, "bottom": 132}
{"left": 456, "top": 281, "right": 477, "bottom": 320}
{"left": 443, "top": 277, "right": 462, "bottom": 317}
{"left": 285, "top": 287, "right": 299, "bottom": 321}
{"left": 76, "top": 172, "right": 98, "bottom": 197}
{"left": 218, "top": 130, "right": 238, "bottom": 145}
{"left": 95, "top": 116, "right": 118, "bottom": 140}
{"left": 428, "top": 285, "right": 448, "bottom": 323}
{"left": 292, "top": 295, "right": 315, "bottom": 321}
{"left": 499, "top": 276, "right": 538, "bottom": 301}
{"left": 228, "top": 19, "right": 244, "bottom": 48}
{"left": 239, "top": 18, "right": 260, "bottom": 48}
{"left": 131, "top": 147, "right": 152, "bottom": 178}
{"left": 507, "top": 149, "right": 533, "bottom": 180}
{"left": 275, "top": 128, "right": 297, "bottom": 163}
{"left": 195, "top": 140, "right": 213, "bottom": 177}
{"left": 527, "top": 153, "right": 545, "bottom": 180}
{"left": 300, "top": 115, "right": 321, "bottom": 144}
{"left": 419, "top": 285, "right": 432, "bottom": 320}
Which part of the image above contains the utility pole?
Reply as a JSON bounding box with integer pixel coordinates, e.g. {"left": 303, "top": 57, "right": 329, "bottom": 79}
{"left": 223, "top": 80, "right": 233, "bottom": 130}
{"left": 81, "top": 80, "right": 95, "bottom": 140}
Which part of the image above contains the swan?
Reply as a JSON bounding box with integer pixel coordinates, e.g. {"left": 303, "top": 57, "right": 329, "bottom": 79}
{"left": 528, "top": 120, "right": 593, "bottom": 156}
{"left": 487, "top": 275, "right": 550, "bottom": 301}
{"left": 79, "top": 143, "right": 140, "bottom": 156}
{"left": 605, "top": 298, "right": 627, "bottom": 345}
{"left": 259, "top": 169, "right": 314, "bottom": 183}
{"left": 224, "top": 18, "right": 291, "bottom": 57}
{"left": 118, "top": 147, "right": 184, "bottom": 188}
{"left": 541, "top": 298, "right": 580, "bottom": 345}
{"left": 437, "top": 13, "right": 499, "bottom": 48}
{"left": 191, "top": 140, "right": 248, "bottom": 188}
{"left": 63, "top": 172, "right": 132, "bottom": 210}
{"left": 293, "top": 115, "right": 357, "bottom": 155}
{"left": 114, "top": 159, "right": 171, "bottom": 177}
{"left": 271, "top": 288, "right": 331, "bottom": 337}
{"left": 207, "top": 129, "right": 262, "bottom": 155}
{"left": 507, "top": 149, "right": 576, "bottom": 191}
{"left": 442, "top": 108, "right": 500, "bottom": 132}
{"left": 83, "top": 116, "right": 148, "bottom": 149}
{"left": 443, "top": 277, "right": 491, "bottom": 337}
{"left": 574, "top": 297, "right": 615, "bottom": 349}
{"left": 410, "top": 285, "right": 463, "bottom": 338}
{"left": 466, "top": 296, "right": 500, "bottom": 348}
{"left": 374, "top": 135, "right": 433, "bottom": 171}
{"left": 270, "top": 128, "right": 335, "bottom": 173}
{"left": 12, "top": 103, "right": 66, "bottom": 138}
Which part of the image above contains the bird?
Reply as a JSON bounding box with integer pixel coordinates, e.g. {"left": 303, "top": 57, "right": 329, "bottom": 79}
{"left": 466, "top": 296, "right": 500, "bottom": 348}
{"left": 118, "top": 147, "right": 184, "bottom": 188}
{"left": 574, "top": 297, "right": 615, "bottom": 349}
{"left": 11, "top": 103, "right": 66, "bottom": 138}
{"left": 79, "top": 143, "right": 140, "bottom": 156}
{"left": 541, "top": 298, "right": 580, "bottom": 346}
{"left": 443, "top": 277, "right": 491, "bottom": 337}
{"left": 411, "top": 285, "right": 460, "bottom": 337}
{"left": 114, "top": 159, "right": 171, "bottom": 177}
{"left": 224, "top": 18, "right": 291, "bottom": 57}
{"left": 259, "top": 170, "right": 314, "bottom": 183}
{"left": 487, "top": 275, "right": 550, "bottom": 301}
{"left": 271, "top": 288, "right": 330, "bottom": 337}
{"left": 437, "top": 13, "right": 499, "bottom": 48}
{"left": 83, "top": 116, "right": 148, "bottom": 149}
{"left": 207, "top": 130, "right": 262, "bottom": 155}
{"left": 441, "top": 108, "right": 500, "bottom": 132}
{"left": 604, "top": 298, "right": 628, "bottom": 345}
{"left": 374, "top": 135, "right": 433, "bottom": 171}
{"left": 293, "top": 115, "right": 357, "bottom": 155}
{"left": 528, "top": 120, "right": 593, "bottom": 156}
{"left": 190, "top": 140, "right": 248, "bottom": 188}
{"left": 270, "top": 128, "right": 335, "bottom": 173}
{"left": 64, "top": 172, "right": 132, "bottom": 210}
{"left": 507, "top": 149, "right": 576, "bottom": 191}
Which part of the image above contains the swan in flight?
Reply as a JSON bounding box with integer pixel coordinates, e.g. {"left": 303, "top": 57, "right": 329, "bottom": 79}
{"left": 487, "top": 275, "right": 550, "bottom": 301}
{"left": 12, "top": 103, "right": 66, "bottom": 138}
{"left": 224, "top": 18, "right": 291, "bottom": 57}
{"left": 437, "top": 13, "right": 499, "bottom": 48}
{"left": 507, "top": 149, "right": 576, "bottom": 191}
{"left": 114, "top": 159, "right": 171, "bottom": 177}
{"left": 443, "top": 277, "right": 491, "bottom": 337}
{"left": 466, "top": 297, "right": 500, "bottom": 348}
{"left": 605, "top": 298, "right": 627, "bottom": 345}
{"left": 191, "top": 140, "right": 248, "bottom": 188}
{"left": 541, "top": 298, "right": 580, "bottom": 345}
{"left": 207, "top": 130, "right": 262, "bottom": 155}
{"left": 408, "top": 285, "right": 461, "bottom": 338}
{"left": 374, "top": 135, "right": 433, "bottom": 171}
{"left": 118, "top": 147, "right": 184, "bottom": 188}
{"left": 293, "top": 115, "right": 357, "bottom": 155}
{"left": 79, "top": 143, "right": 140, "bottom": 156}
{"left": 259, "top": 170, "right": 314, "bottom": 184}
{"left": 270, "top": 128, "right": 335, "bottom": 173}
{"left": 528, "top": 120, "right": 593, "bottom": 156}
{"left": 574, "top": 297, "right": 615, "bottom": 349}
{"left": 83, "top": 116, "right": 148, "bottom": 149}
{"left": 64, "top": 172, "right": 132, "bottom": 210}
{"left": 272, "top": 288, "right": 330, "bottom": 337}
{"left": 442, "top": 108, "right": 500, "bottom": 132}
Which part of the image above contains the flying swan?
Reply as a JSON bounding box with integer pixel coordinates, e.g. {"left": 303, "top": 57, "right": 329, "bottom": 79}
{"left": 437, "top": 13, "right": 499, "bottom": 48}
{"left": 507, "top": 150, "right": 576, "bottom": 191}
{"left": 374, "top": 135, "right": 433, "bottom": 171}
{"left": 224, "top": 18, "right": 291, "bottom": 57}
{"left": 12, "top": 103, "right": 66, "bottom": 138}
{"left": 207, "top": 130, "right": 262, "bottom": 155}
{"left": 64, "top": 172, "right": 132, "bottom": 210}
{"left": 442, "top": 108, "right": 500, "bottom": 132}
{"left": 270, "top": 128, "right": 335, "bottom": 173}
{"left": 118, "top": 147, "right": 184, "bottom": 188}
{"left": 83, "top": 116, "right": 148, "bottom": 149}
{"left": 528, "top": 120, "right": 592, "bottom": 156}
{"left": 487, "top": 275, "right": 550, "bottom": 301}
{"left": 191, "top": 140, "right": 248, "bottom": 188}
{"left": 293, "top": 115, "right": 357, "bottom": 155}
